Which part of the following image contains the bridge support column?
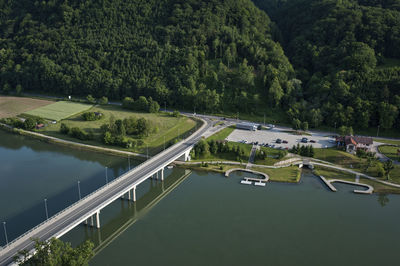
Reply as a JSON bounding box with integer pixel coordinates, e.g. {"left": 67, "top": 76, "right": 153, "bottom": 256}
{"left": 91, "top": 215, "right": 94, "bottom": 227}
{"left": 133, "top": 186, "right": 136, "bottom": 202}
{"left": 128, "top": 189, "right": 131, "bottom": 200}
{"left": 161, "top": 168, "right": 164, "bottom": 181}
{"left": 156, "top": 171, "right": 159, "bottom": 180}
{"left": 96, "top": 211, "right": 100, "bottom": 228}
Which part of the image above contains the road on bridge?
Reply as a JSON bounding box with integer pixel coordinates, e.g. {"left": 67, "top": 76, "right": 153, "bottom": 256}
{"left": 0, "top": 117, "right": 212, "bottom": 266}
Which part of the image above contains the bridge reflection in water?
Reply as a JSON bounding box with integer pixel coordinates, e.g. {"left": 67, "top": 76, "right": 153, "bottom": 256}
{"left": 61, "top": 168, "right": 192, "bottom": 253}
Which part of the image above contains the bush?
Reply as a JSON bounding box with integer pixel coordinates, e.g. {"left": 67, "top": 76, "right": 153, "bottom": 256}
{"left": 122, "top": 97, "right": 134, "bottom": 109}
{"left": 86, "top": 94, "right": 96, "bottom": 104}
{"left": 82, "top": 112, "right": 102, "bottom": 121}
{"left": 70, "top": 127, "right": 88, "bottom": 140}
{"left": 172, "top": 110, "right": 180, "bottom": 117}
{"left": 23, "top": 118, "right": 36, "bottom": 130}
{"left": 99, "top": 96, "right": 108, "bottom": 105}
{"left": 60, "top": 123, "right": 70, "bottom": 134}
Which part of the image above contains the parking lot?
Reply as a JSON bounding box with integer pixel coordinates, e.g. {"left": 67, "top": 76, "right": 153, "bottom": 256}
{"left": 225, "top": 127, "right": 336, "bottom": 149}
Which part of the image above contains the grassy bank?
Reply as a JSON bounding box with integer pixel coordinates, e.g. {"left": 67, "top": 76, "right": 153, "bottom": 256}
{"left": 37, "top": 105, "right": 198, "bottom": 155}
{"left": 251, "top": 166, "right": 301, "bottom": 183}
{"left": 206, "top": 126, "right": 235, "bottom": 141}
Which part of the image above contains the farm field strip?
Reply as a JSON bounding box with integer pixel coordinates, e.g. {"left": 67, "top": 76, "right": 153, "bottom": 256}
{"left": 24, "top": 101, "right": 93, "bottom": 121}
{"left": 0, "top": 96, "right": 53, "bottom": 118}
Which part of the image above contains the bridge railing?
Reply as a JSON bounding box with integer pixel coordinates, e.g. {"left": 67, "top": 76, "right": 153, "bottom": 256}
{"left": 1, "top": 117, "right": 206, "bottom": 251}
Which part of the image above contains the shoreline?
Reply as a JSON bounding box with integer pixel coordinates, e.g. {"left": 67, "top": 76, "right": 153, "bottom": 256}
{"left": 2, "top": 122, "right": 400, "bottom": 194}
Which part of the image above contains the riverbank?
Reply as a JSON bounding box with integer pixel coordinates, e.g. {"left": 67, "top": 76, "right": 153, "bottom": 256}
{"left": 0, "top": 123, "right": 147, "bottom": 159}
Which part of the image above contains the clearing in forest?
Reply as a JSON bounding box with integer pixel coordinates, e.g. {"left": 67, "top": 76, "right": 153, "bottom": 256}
{"left": 0, "top": 96, "right": 53, "bottom": 119}
{"left": 24, "top": 101, "right": 93, "bottom": 121}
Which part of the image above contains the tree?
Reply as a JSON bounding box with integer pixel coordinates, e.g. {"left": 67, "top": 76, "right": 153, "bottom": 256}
{"left": 99, "top": 96, "right": 108, "bottom": 105}
{"left": 86, "top": 95, "right": 96, "bottom": 104}
{"left": 292, "top": 118, "right": 301, "bottom": 130}
{"left": 383, "top": 160, "right": 394, "bottom": 180}
{"left": 268, "top": 77, "right": 284, "bottom": 106}
{"left": 15, "top": 84, "right": 23, "bottom": 96}
{"left": 122, "top": 97, "right": 134, "bottom": 109}
{"left": 23, "top": 118, "right": 36, "bottom": 130}
{"left": 15, "top": 238, "right": 94, "bottom": 265}
{"left": 136, "top": 96, "right": 149, "bottom": 112}
{"left": 301, "top": 121, "right": 308, "bottom": 131}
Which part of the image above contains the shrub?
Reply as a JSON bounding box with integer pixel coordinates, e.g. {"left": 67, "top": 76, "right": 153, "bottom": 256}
{"left": 23, "top": 118, "right": 36, "bottom": 130}
{"left": 99, "top": 96, "right": 108, "bottom": 105}
{"left": 60, "top": 123, "right": 70, "bottom": 134}
{"left": 86, "top": 94, "right": 96, "bottom": 104}
{"left": 70, "top": 127, "right": 88, "bottom": 140}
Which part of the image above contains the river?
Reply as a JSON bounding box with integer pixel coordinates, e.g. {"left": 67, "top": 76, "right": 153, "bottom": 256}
{"left": 0, "top": 130, "right": 399, "bottom": 266}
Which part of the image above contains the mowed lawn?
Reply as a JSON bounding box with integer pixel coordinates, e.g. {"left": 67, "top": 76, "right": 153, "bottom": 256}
{"left": 0, "top": 96, "right": 53, "bottom": 118}
{"left": 24, "top": 101, "right": 93, "bottom": 121}
{"left": 378, "top": 145, "right": 400, "bottom": 161}
{"left": 40, "top": 105, "right": 197, "bottom": 155}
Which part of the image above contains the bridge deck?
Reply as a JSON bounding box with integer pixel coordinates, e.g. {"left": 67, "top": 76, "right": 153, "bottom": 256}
{"left": 0, "top": 118, "right": 211, "bottom": 266}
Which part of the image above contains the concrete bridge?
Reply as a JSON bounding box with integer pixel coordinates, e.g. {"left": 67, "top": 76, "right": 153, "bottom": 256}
{"left": 0, "top": 118, "right": 212, "bottom": 265}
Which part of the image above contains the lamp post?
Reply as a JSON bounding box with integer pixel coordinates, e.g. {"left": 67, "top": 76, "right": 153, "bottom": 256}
{"left": 105, "top": 166, "right": 108, "bottom": 184}
{"left": 44, "top": 199, "right": 49, "bottom": 220}
{"left": 77, "top": 181, "right": 81, "bottom": 200}
{"left": 3, "top": 222, "right": 8, "bottom": 247}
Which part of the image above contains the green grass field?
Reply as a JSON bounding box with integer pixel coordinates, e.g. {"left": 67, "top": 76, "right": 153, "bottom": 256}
{"left": 378, "top": 145, "right": 400, "bottom": 161}
{"left": 24, "top": 101, "right": 93, "bottom": 121}
{"left": 251, "top": 166, "right": 301, "bottom": 183}
{"left": 206, "top": 126, "right": 235, "bottom": 141}
{"left": 39, "top": 104, "right": 197, "bottom": 155}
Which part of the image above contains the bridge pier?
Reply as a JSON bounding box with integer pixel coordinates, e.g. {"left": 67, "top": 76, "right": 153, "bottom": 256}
{"left": 161, "top": 168, "right": 164, "bottom": 181}
{"left": 96, "top": 211, "right": 100, "bottom": 228}
{"left": 91, "top": 216, "right": 94, "bottom": 227}
{"left": 132, "top": 187, "right": 136, "bottom": 202}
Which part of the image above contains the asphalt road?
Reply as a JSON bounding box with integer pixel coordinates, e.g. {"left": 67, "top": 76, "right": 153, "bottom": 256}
{"left": 0, "top": 118, "right": 211, "bottom": 266}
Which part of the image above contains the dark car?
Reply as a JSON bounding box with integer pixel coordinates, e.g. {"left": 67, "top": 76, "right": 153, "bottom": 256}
{"left": 282, "top": 140, "right": 288, "bottom": 144}
{"left": 276, "top": 139, "right": 282, "bottom": 144}
{"left": 310, "top": 140, "right": 316, "bottom": 143}
{"left": 301, "top": 137, "right": 308, "bottom": 143}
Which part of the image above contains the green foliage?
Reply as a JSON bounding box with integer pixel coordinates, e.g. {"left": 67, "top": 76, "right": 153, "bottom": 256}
{"left": 99, "top": 96, "right": 108, "bottom": 105}
{"left": 15, "top": 238, "right": 94, "bottom": 266}
{"left": 86, "top": 95, "right": 96, "bottom": 104}
{"left": 383, "top": 159, "right": 394, "bottom": 180}
{"left": 172, "top": 110, "right": 180, "bottom": 117}
{"left": 82, "top": 112, "right": 102, "bottom": 121}
{"left": 60, "top": 123, "right": 70, "bottom": 134}
{"left": 290, "top": 144, "right": 314, "bottom": 157}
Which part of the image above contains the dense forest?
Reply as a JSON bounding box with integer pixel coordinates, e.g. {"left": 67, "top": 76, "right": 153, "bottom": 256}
{"left": 1, "top": 0, "right": 400, "bottom": 132}
{"left": 253, "top": 0, "right": 400, "bottom": 131}
{"left": 0, "top": 0, "right": 293, "bottom": 114}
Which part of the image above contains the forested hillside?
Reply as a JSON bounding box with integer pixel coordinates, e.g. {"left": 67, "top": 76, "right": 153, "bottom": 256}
{"left": 0, "top": 0, "right": 294, "bottom": 114}
{"left": 253, "top": 0, "right": 400, "bottom": 131}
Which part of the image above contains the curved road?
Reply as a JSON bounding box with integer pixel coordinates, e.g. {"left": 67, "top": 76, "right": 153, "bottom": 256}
{"left": 0, "top": 117, "right": 212, "bottom": 266}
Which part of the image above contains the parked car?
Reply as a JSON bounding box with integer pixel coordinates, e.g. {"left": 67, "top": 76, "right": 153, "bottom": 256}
{"left": 301, "top": 137, "right": 308, "bottom": 143}
{"left": 276, "top": 139, "right": 282, "bottom": 144}
{"left": 310, "top": 140, "right": 316, "bottom": 143}
{"left": 282, "top": 140, "right": 288, "bottom": 144}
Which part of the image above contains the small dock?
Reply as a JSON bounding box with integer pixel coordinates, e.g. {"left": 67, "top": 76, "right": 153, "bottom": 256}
{"left": 318, "top": 176, "right": 373, "bottom": 194}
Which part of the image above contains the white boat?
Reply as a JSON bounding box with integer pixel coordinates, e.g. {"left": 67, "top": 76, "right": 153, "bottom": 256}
{"left": 240, "top": 180, "right": 252, "bottom": 185}
{"left": 254, "top": 182, "right": 266, "bottom": 187}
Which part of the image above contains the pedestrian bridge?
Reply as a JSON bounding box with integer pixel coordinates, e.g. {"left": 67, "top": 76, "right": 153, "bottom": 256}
{"left": 0, "top": 118, "right": 211, "bottom": 266}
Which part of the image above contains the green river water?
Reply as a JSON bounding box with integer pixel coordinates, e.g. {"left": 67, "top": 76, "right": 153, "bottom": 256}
{"left": 0, "top": 130, "right": 399, "bottom": 266}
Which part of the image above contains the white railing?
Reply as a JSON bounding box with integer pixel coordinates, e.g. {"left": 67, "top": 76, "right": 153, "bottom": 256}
{"left": 0, "top": 117, "right": 206, "bottom": 251}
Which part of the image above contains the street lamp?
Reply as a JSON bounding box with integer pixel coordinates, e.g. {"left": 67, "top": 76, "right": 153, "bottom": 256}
{"left": 77, "top": 181, "right": 81, "bottom": 200}
{"left": 44, "top": 199, "right": 49, "bottom": 220}
{"left": 105, "top": 166, "right": 108, "bottom": 184}
{"left": 3, "top": 222, "right": 8, "bottom": 247}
